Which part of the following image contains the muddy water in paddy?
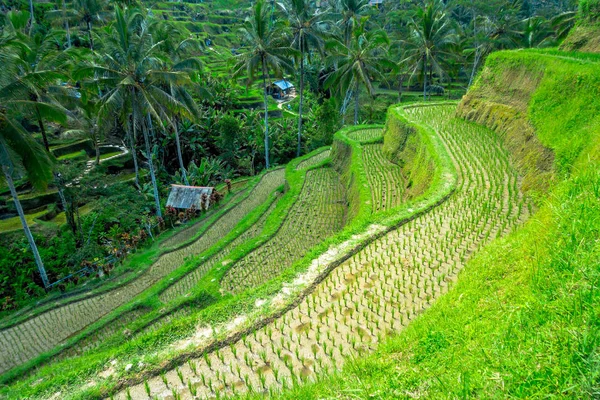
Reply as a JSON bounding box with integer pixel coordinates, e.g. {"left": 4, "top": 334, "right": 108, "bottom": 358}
{"left": 118, "top": 104, "right": 531, "bottom": 399}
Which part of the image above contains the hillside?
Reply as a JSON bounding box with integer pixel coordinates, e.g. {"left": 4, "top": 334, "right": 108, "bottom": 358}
{"left": 1, "top": 1, "right": 597, "bottom": 399}
{"left": 256, "top": 49, "right": 600, "bottom": 398}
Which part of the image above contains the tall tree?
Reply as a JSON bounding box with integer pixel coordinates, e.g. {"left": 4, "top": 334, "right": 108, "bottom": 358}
{"left": 336, "top": 0, "right": 368, "bottom": 45}
{"left": 0, "top": 27, "right": 72, "bottom": 152}
{"left": 152, "top": 21, "right": 204, "bottom": 185}
{"left": 401, "top": 0, "right": 458, "bottom": 100}
{"left": 325, "top": 20, "right": 390, "bottom": 125}
{"left": 74, "top": 0, "right": 106, "bottom": 50}
{"left": 78, "top": 7, "right": 193, "bottom": 217}
{"left": 234, "top": 0, "right": 294, "bottom": 169}
{"left": 279, "top": 0, "right": 325, "bottom": 157}
{"left": 0, "top": 35, "right": 53, "bottom": 287}
{"left": 47, "top": 0, "right": 78, "bottom": 48}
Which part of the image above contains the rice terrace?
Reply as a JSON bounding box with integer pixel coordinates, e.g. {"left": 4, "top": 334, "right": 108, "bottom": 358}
{"left": 0, "top": 0, "right": 599, "bottom": 399}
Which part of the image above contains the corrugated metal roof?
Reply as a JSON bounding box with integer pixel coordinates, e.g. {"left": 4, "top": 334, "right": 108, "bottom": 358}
{"left": 273, "top": 80, "right": 294, "bottom": 90}
{"left": 167, "top": 185, "right": 214, "bottom": 209}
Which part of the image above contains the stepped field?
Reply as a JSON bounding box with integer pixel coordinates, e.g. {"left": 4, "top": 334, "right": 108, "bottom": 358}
{"left": 0, "top": 169, "right": 285, "bottom": 374}
{"left": 113, "top": 103, "right": 530, "bottom": 399}
{"left": 1, "top": 48, "right": 598, "bottom": 400}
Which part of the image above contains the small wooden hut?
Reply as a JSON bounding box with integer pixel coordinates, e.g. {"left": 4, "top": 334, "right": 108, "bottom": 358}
{"left": 166, "top": 185, "right": 214, "bottom": 210}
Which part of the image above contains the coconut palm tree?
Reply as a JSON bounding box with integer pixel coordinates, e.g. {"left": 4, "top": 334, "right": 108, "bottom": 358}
{"left": 0, "top": 36, "right": 53, "bottom": 288}
{"left": 77, "top": 7, "right": 194, "bottom": 217}
{"left": 74, "top": 0, "right": 107, "bottom": 50}
{"left": 279, "top": 0, "right": 326, "bottom": 157}
{"left": 325, "top": 20, "right": 390, "bottom": 125}
{"left": 0, "top": 25, "right": 73, "bottom": 152}
{"left": 401, "top": 0, "right": 458, "bottom": 101}
{"left": 233, "top": 0, "right": 295, "bottom": 169}
{"left": 47, "top": 0, "right": 79, "bottom": 48}
{"left": 151, "top": 21, "right": 204, "bottom": 185}
{"left": 336, "top": 0, "right": 368, "bottom": 45}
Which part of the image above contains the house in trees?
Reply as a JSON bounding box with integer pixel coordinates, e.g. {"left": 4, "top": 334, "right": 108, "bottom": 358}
{"left": 166, "top": 185, "right": 214, "bottom": 211}
{"left": 268, "top": 79, "right": 295, "bottom": 99}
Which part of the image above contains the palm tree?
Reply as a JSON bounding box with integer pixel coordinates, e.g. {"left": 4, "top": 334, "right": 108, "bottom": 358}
{"left": 0, "top": 35, "right": 53, "bottom": 287}
{"left": 233, "top": 0, "right": 294, "bottom": 169}
{"left": 74, "top": 0, "right": 106, "bottom": 50}
{"left": 64, "top": 95, "right": 106, "bottom": 165}
{"left": 152, "top": 21, "right": 204, "bottom": 185}
{"left": 325, "top": 21, "right": 390, "bottom": 125}
{"left": 401, "top": 0, "right": 458, "bottom": 101}
{"left": 78, "top": 7, "right": 194, "bottom": 217}
{"left": 336, "top": 0, "right": 368, "bottom": 45}
{"left": 47, "top": 0, "right": 78, "bottom": 48}
{"left": 0, "top": 114, "right": 54, "bottom": 289}
{"left": 279, "top": 0, "right": 325, "bottom": 157}
{"left": 0, "top": 28, "right": 72, "bottom": 153}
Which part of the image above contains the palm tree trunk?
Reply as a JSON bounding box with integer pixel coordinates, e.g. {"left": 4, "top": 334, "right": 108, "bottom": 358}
{"left": 127, "top": 116, "right": 140, "bottom": 188}
{"left": 262, "top": 59, "right": 271, "bottom": 169}
{"left": 173, "top": 120, "right": 188, "bottom": 185}
{"left": 296, "top": 49, "right": 304, "bottom": 157}
{"left": 145, "top": 113, "right": 162, "bottom": 218}
{"left": 63, "top": 2, "right": 71, "bottom": 48}
{"left": 2, "top": 162, "right": 49, "bottom": 288}
{"left": 35, "top": 105, "right": 50, "bottom": 152}
{"left": 469, "top": 47, "right": 482, "bottom": 89}
{"left": 354, "top": 80, "right": 359, "bottom": 125}
{"left": 95, "top": 141, "right": 100, "bottom": 165}
{"left": 28, "top": 0, "right": 35, "bottom": 35}
{"left": 87, "top": 20, "right": 94, "bottom": 51}
{"left": 423, "top": 54, "right": 428, "bottom": 101}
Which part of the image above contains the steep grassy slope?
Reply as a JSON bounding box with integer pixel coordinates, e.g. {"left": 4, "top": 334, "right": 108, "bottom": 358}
{"left": 267, "top": 49, "right": 600, "bottom": 398}
{"left": 561, "top": 1, "right": 600, "bottom": 53}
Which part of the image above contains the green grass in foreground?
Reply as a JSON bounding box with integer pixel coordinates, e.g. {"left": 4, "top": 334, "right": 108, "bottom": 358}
{"left": 260, "top": 49, "right": 600, "bottom": 399}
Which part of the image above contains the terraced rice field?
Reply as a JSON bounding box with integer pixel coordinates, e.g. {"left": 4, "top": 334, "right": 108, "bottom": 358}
{"left": 159, "top": 196, "right": 281, "bottom": 303}
{"left": 117, "top": 105, "right": 530, "bottom": 399}
{"left": 347, "top": 128, "right": 383, "bottom": 143}
{"left": 295, "top": 150, "right": 331, "bottom": 171}
{"left": 0, "top": 169, "right": 285, "bottom": 374}
{"left": 221, "top": 167, "right": 347, "bottom": 294}
{"left": 362, "top": 144, "right": 405, "bottom": 212}
{"left": 54, "top": 307, "right": 150, "bottom": 361}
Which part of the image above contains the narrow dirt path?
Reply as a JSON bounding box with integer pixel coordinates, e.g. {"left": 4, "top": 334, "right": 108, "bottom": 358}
{"left": 118, "top": 105, "right": 530, "bottom": 399}
{"left": 0, "top": 169, "right": 285, "bottom": 375}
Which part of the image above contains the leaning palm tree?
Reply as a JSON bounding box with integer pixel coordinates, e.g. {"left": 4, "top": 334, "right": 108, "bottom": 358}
{"left": 400, "top": 0, "right": 458, "bottom": 101}
{"left": 279, "top": 0, "right": 326, "bottom": 157}
{"left": 78, "top": 7, "right": 194, "bottom": 217}
{"left": 0, "top": 34, "right": 53, "bottom": 288}
{"left": 0, "top": 35, "right": 53, "bottom": 287}
{"left": 325, "top": 21, "right": 390, "bottom": 125}
{"left": 0, "top": 113, "right": 53, "bottom": 289}
{"left": 233, "top": 0, "right": 295, "bottom": 169}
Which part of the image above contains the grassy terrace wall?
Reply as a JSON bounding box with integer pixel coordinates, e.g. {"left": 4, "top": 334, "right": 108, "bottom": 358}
{"left": 383, "top": 107, "right": 435, "bottom": 199}
{"left": 275, "top": 50, "right": 600, "bottom": 398}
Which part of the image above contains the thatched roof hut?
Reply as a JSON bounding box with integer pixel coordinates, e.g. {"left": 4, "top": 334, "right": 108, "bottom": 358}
{"left": 166, "top": 185, "right": 214, "bottom": 210}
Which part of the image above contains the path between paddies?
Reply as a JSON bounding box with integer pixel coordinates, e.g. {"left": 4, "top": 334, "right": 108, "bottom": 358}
{"left": 0, "top": 169, "right": 285, "bottom": 375}
{"left": 118, "top": 104, "right": 530, "bottom": 399}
